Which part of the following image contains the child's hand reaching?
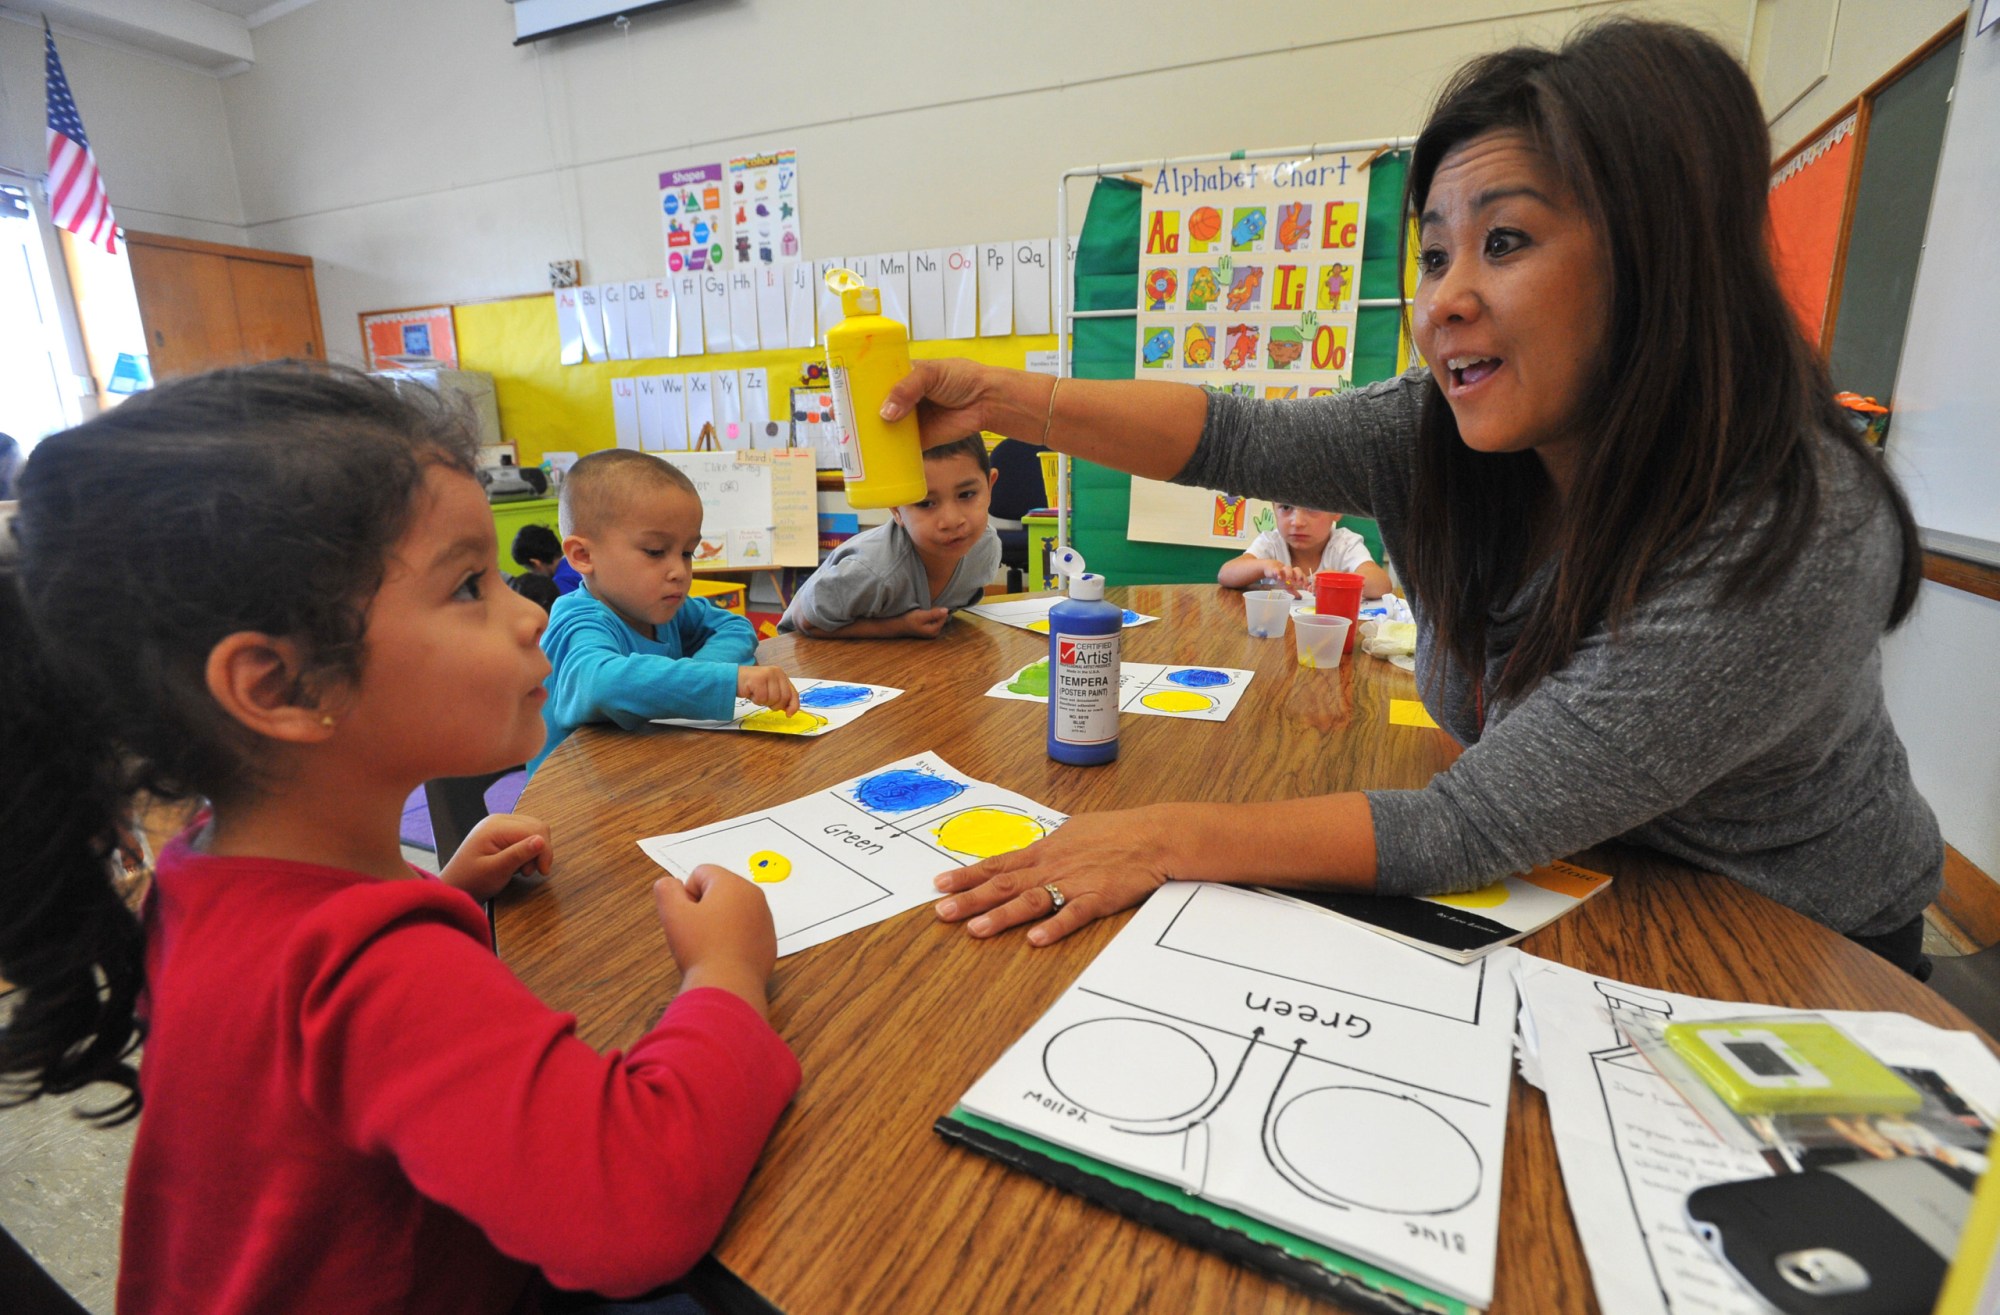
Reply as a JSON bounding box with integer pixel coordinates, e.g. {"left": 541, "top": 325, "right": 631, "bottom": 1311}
{"left": 438, "top": 812, "right": 553, "bottom": 898}
{"left": 654, "top": 866, "right": 778, "bottom": 1018}
{"left": 737, "top": 665, "right": 800, "bottom": 715}
{"left": 1263, "top": 558, "right": 1315, "bottom": 596}
{"left": 900, "top": 606, "right": 950, "bottom": 638}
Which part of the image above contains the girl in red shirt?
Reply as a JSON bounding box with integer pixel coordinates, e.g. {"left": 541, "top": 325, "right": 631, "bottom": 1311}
{"left": 0, "top": 365, "right": 799, "bottom": 1314}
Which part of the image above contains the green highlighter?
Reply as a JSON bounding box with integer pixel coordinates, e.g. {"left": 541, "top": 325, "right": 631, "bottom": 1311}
{"left": 1661, "top": 1020, "right": 1923, "bottom": 1116}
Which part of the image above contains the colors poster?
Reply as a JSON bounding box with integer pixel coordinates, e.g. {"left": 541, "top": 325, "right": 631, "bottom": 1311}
{"left": 728, "top": 149, "right": 802, "bottom": 266}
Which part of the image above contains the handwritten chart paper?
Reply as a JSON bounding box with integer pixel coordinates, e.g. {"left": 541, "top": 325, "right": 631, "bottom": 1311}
{"left": 987, "top": 660, "right": 1254, "bottom": 723}
{"left": 959, "top": 884, "right": 1518, "bottom": 1306}
{"left": 1515, "top": 957, "right": 2000, "bottom": 1315}
{"left": 963, "top": 595, "right": 1159, "bottom": 634}
{"left": 639, "top": 751, "right": 1065, "bottom": 957}
{"left": 652, "top": 678, "right": 902, "bottom": 738}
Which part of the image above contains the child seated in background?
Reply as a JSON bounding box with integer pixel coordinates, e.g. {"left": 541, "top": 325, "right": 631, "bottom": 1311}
{"left": 780, "top": 435, "right": 1001, "bottom": 639}
{"left": 512, "top": 522, "right": 581, "bottom": 596}
{"left": 1218, "top": 502, "right": 1393, "bottom": 599}
{"left": 532, "top": 449, "right": 797, "bottom": 774}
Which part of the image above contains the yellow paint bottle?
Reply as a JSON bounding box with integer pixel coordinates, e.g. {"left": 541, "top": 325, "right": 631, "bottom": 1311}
{"left": 822, "top": 268, "right": 927, "bottom": 508}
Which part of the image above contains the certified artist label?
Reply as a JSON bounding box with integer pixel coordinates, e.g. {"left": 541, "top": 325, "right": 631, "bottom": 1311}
{"left": 1053, "top": 632, "right": 1120, "bottom": 745}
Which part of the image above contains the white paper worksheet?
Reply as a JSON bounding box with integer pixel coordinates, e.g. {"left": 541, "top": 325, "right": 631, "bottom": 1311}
{"left": 963, "top": 595, "right": 1159, "bottom": 634}
{"left": 960, "top": 883, "right": 1520, "bottom": 1308}
{"left": 986, "top": 659, "right": 1254, "bottom": 723}
{"left": 639, "top": 750, "right": 1065, "bottom": 958}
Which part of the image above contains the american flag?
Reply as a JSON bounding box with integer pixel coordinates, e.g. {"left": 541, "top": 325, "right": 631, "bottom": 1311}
{"left": 44, "top": 23, "right": 118, "bottom": 254}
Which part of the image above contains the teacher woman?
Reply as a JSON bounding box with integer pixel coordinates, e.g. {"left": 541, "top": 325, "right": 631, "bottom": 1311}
{"left": 896, "top": 19, "right": 1942, "bottom": 974}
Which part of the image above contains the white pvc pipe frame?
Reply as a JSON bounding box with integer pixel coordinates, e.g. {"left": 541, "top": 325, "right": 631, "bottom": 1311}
{"left": 1051, "top": 136, "right": 1418, "bottom": 555}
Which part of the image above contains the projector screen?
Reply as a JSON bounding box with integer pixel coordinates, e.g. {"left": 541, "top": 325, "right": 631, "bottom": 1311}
{"left": 511, "top": 0, "right": 696, "bottom": 44}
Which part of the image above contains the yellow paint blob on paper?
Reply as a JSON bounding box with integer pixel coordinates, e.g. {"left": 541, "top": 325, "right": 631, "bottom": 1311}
{"left": 1026, "top": 618, "right": 1051, "bottom": 634}
{"left": 747, "top": 851, "right": 793, "bottom": 883}
{"left": 1389, "top": 699, "right": 1439, "bottom": 729}
{"left": 933, "top": 808, "right": 1046, "bottom": 860}
{"left": 1139, "top": 690, "right": 1216, "bottom": 714}
{"left": 741, "top": 709, "right": 828, "bottom": 735}
{"left": 1429, "top": 881, "right": 1510, "bottom": 910}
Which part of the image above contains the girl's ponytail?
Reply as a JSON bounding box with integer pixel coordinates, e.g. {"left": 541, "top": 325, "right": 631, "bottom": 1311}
{"left": 0, "top": 512, "right": 144, "bottom": 1123}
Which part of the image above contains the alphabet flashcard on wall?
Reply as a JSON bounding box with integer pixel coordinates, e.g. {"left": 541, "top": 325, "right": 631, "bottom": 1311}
{"left": 942, "top": 244, "right": 978, "bottom": 339}
{"left": 601, "top": 283, "right": 631, "bottom": 360}
{"left": 1012, "top": 238, "right": 1052, "bottom": 334}
{"left": 727, "top": 270, "right": 760, "bottom": 353}
{"left": 638, "top": 750, "right": 1066, "bottom": 958}
{"left": 956, "top": 883, "right": 1518, "bottom": 1307}
{"left": 649, "top": 278, "right": 680, "bottom": 357}
{"left": 910, "top": 248, "right": 947, "bottom": 341}
{"left": 699, "top": 272, "right": 731, "bottom": 354}
{"left": 658, "top": 374, "right": 690, "bottom": 450}
{"left": 577, "top": 285, "right": 606, "bottom": 361}
{"left": 757, "top": 264, "right": 790, "bottom": 352}
{"left": 714, "top": 370, "right": 744, "bottom": 449}
{"left": 610, "top": 377, "right": 640, "bottom": 450}
{"left": 977, "top": 242, "right": 1013, "bottom": 336}
{"left": 624, "top": 281, "right": 655, "bottom": 359}
{"left": 815, "top": 256, "right": 847, "bottom": 335}
{"left": 636, "top": 375, "right": 666, "bottom": 451}
{"left": 673, "top": 273, "right": 705, "bottom": 358}
{"left": 963, "top": 595, "right": 1159, "bottom": 633}
{"left": 873, "top": 251, "right": 911, "bottom": 326}
{"left": 986, "top": 660, "right": 1255, "bottom": 723}
{"left": 786, "top": 261, "right": 818, "bottom": 348}
{"left": 555, "top": 287, "right": 584, "bottom": 365}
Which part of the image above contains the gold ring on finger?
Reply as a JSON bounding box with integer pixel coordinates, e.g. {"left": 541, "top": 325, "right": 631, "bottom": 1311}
{"left": 1044, "top": 884, "right": 1066, "bottom": 913}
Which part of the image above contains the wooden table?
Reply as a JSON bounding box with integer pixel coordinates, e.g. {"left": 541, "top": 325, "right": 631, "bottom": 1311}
{"left": 503, "top": 585, "right": 1990, "bottom": 1314}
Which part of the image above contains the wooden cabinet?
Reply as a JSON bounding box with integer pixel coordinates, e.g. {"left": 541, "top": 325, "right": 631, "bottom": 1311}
{"left": 127, "top": 231, "right": 322, "bottom": 379}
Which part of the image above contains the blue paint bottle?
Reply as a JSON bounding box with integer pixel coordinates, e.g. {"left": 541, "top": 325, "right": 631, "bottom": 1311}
{"left": 1046, "top": 549, "right": 1121, "bottom": 765}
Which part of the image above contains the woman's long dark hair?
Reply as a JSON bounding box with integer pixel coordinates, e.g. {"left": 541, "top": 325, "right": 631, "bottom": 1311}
{"left": 0, "top": 365, "right": 477, "bottom": 1124}
{"left": 1399, "top": 18, "right": 1923, "bottom": 699}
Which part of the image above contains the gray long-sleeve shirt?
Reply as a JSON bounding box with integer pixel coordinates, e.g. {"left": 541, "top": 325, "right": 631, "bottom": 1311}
{"left": 1181, "top": 370, "right": 1941, "bottom": 935}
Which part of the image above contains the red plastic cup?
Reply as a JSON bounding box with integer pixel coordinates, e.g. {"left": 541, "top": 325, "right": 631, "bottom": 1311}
{"left": 1314, "top": 571, "right": 1364, "bottom": 653}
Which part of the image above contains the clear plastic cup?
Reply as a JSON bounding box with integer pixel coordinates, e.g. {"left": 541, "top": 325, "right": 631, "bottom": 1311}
{"left": 1245, "top": 589, "right": 1293, "bottom": 638}
{"left": 1293, "top": 613, "right": 1351, "bottom": 670}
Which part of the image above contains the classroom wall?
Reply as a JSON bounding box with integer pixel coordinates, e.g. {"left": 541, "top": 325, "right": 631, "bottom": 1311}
{"left": 0, "top": 14, "right": 248, "bottom": 246}
{"left": 217, "top": 0, "right": 1751, "bottom": 364}
{"left": 1756, "top": 0, "right": 1969, "bottom": 156}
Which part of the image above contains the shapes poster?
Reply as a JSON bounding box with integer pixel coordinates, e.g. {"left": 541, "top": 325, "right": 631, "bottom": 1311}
{"left": 1128, "top": 153, "right": 1371, "bottom": 549}
{"left": 651, "top": 678, "right": 903, "bottom": 738}
{"left": 659, "top": 163, "right": 728, "bottom": 276}
{"left": 987, "top": 660, "right": 1255, "bottom": 723}
{"left": 638, "top": 751, "right": 1066, "bottom": 957}
{"left": 728, "top": 149, "right": 801, "bottom": 266}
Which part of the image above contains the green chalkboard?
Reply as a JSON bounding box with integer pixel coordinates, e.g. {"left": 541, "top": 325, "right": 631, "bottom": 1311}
{"left": 1826, "top": 32, "right": 1960, "bottom": 407}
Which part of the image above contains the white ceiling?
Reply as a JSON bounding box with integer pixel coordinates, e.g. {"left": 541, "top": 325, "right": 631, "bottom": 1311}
{"left": 2, "top": 0, "right": 326, "bottom": 74}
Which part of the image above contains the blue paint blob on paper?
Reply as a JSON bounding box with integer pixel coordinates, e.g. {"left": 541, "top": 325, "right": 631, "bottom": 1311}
{"left": 1121, "top": 610, "right": 1143, "bottom": 624}
{"left": 798, "top": 684, "right": 872, "bottom": 709}
{"left": 1167, "top": 667, "right": 1231, "bottom": 688}
{"left": 853, "top": 771, "right": 965, "bottom": 813}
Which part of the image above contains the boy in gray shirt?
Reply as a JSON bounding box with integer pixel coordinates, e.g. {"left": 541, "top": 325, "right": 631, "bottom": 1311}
{"left": 781, "top": 436, "right": 1002, "bottom": 639}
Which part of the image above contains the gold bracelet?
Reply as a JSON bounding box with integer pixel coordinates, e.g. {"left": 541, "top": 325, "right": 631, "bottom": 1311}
{"left": 1040, "top": 376, "right": 1063, "bottom": 447}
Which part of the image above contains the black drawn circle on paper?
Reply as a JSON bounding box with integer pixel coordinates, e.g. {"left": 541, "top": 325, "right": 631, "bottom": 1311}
{"left": 1271, "top": 1086, "right": 1481, "bottom": 1215}
{"left": 1042, "top": 1017, "right": 1217, "bottom": 1123}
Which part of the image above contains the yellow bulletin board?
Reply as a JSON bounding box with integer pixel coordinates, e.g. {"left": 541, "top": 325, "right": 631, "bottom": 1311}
{"left": 452, "top": 292, "right": 1058, "bottom": 470}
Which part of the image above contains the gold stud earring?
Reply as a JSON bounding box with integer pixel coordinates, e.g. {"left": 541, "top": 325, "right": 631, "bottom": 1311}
{"left": 320, "top": 714, "right": 335, "bottom": 728}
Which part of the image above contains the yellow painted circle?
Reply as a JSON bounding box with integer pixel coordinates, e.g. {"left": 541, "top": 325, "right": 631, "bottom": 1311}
{"left": 1429, "top": 881, "right": 1510, "bottom": 910}
{"left": 1026, "top": 618, "right": 1051, "bottom": 634}
{"left": 933, "top": 808, "right": 1046, "bottom": 859}
{"left": 747, "top": 850, "right": 793, "bottom": 883}
{"left": 1139, "top": 690, "right": 1216, "bottom": 714}
{"left": 741, "top": 709, "right": 828, "bottom": 735}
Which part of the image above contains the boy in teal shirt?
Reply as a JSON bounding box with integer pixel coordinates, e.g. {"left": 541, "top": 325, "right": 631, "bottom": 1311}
{"left": 530, "top": 450, "right": 796, "bottom": 774}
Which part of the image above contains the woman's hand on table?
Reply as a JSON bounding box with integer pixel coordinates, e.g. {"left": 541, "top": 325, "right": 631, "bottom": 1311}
{"left": 933, "top": 807, "right": 1175, "bottom": 946}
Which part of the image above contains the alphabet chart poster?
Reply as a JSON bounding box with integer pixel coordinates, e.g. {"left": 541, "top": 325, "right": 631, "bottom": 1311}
{"left": 728, "top": 148, "right": 801, "bottom": 266}
{"left": 957, "top": 883, "right": 1518, "bottom": 1307}
{"left": 659, "top": 162, "right": 728, "bottom": 276}
{"left": 1128, "top": 153, "right": 1372, "bottom": 548}
{"left": 638, "top": 751, "right": 1066, "bottom": 957}
{"left": 651, "top": 678, "right": 904, "bottom": 738}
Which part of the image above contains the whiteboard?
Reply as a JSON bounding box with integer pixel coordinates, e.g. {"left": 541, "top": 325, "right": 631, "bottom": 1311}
{"left": 1888, "top": 13, "right": 2000, "bottom": 559}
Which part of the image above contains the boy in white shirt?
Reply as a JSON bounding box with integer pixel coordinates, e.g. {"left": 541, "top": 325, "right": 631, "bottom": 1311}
{"left": 1218, "top": 502, "right": 1392, "bottom": 598}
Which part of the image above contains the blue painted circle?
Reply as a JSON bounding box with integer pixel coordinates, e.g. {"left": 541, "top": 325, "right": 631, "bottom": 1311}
{"left": 853, "top": 771, "right": 966, "bottom": 813}
{"left": 1167, "top": 667, "right": 1230, "bottom": 688}
{"left": 798, "top": 684, "right": 871, "bottom": 709}
{"left": 1121, "top": 610, "right": 1143, "bottom": 624}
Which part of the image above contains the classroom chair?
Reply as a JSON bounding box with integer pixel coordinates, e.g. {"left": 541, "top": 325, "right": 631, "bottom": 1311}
{"left": 0, "top": 1219, "right": 90, "bottom": 1315}
{"left": 423, "top": 769, "right": 514, "bottom": 948}
{"left": 988, "top": 439, "right": 1051, "bottom": 593}
{"left": 1929, "top": 943, "right": 2000, "bottom": 1040}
